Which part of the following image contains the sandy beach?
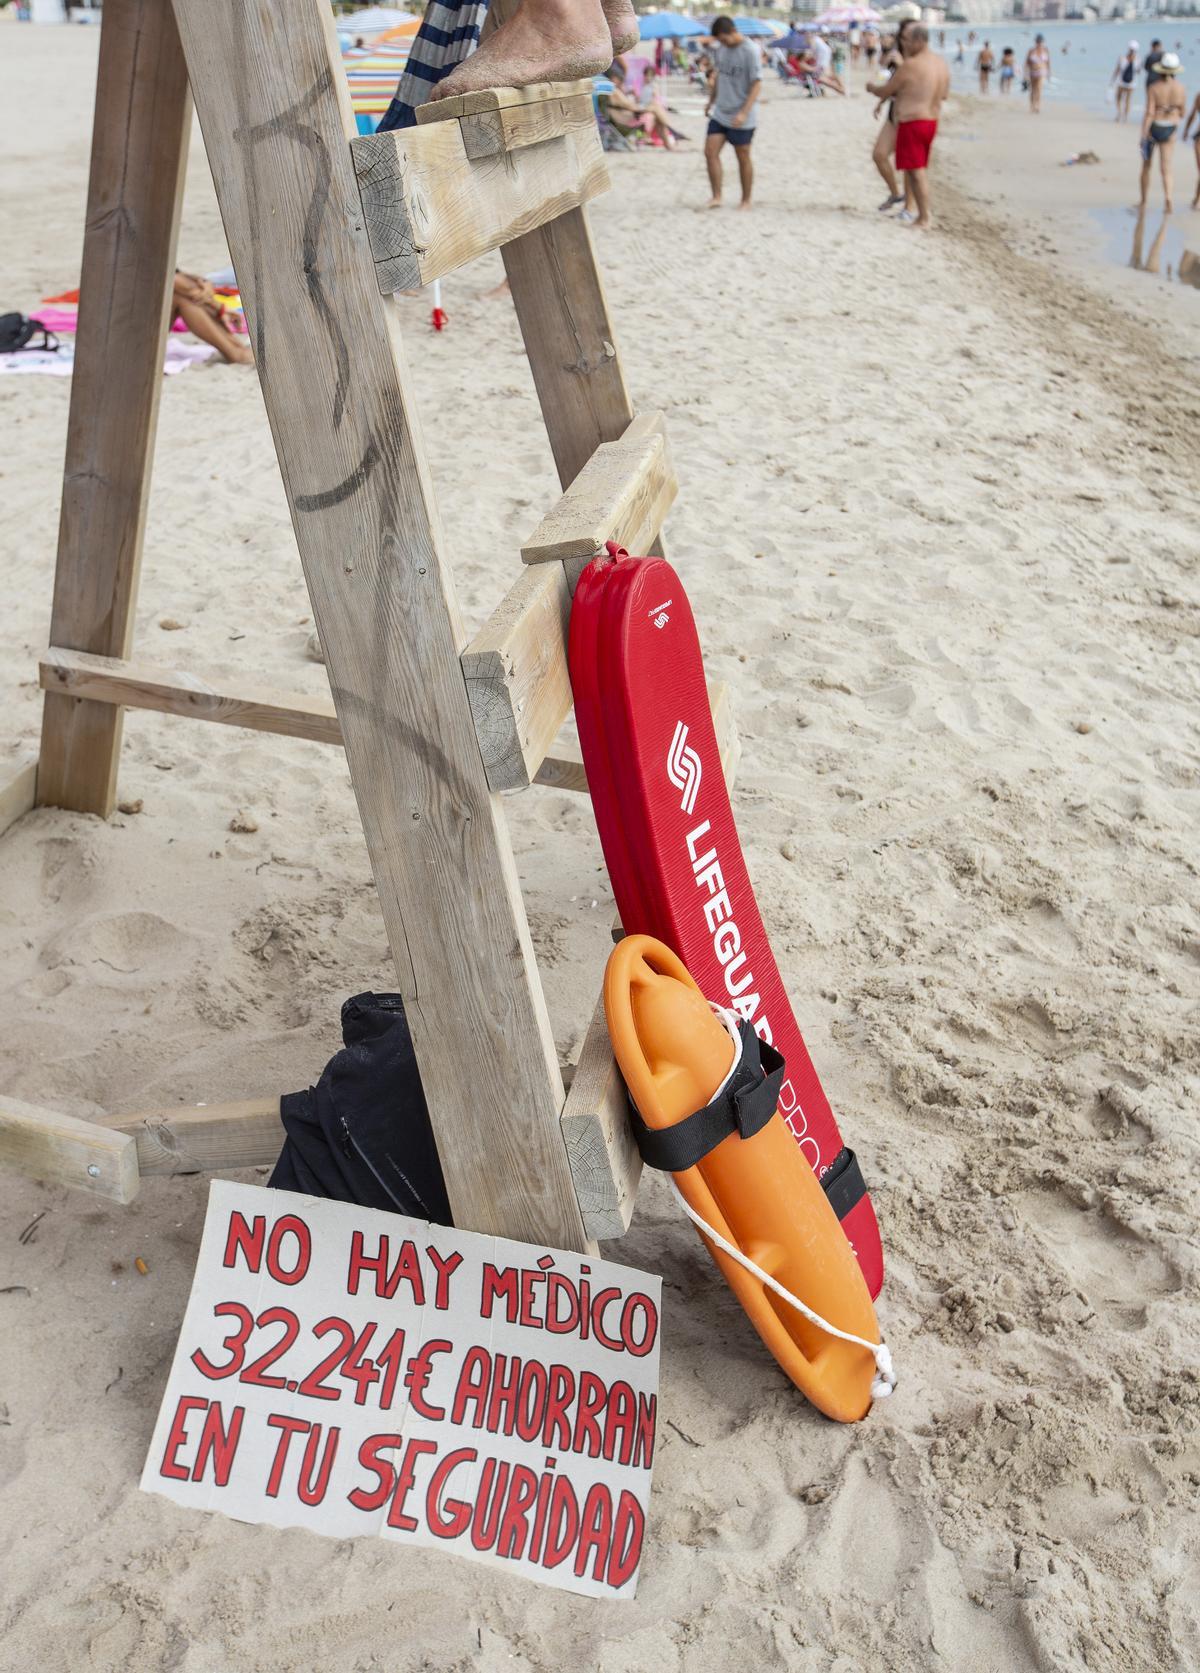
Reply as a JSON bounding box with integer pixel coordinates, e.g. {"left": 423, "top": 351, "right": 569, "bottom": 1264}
{"left": 2, "top": 20, "right": 1199, "bottom": 1671}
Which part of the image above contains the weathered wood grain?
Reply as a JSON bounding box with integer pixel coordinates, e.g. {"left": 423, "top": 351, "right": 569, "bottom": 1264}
{"left": 171, "top": 0, "right": 587, "bottom": 1250}
{"left": 38, "top": 0, "right": 192, "bottom": 816}
{"left": 460, "top": 92, "right": 596, "bottom": 161}
{"left": 521, "top": 412, "right": 676, "bottom": 566}
{"left": 0, "top": 1094, "right": 139, "bottom": 1204}
{"left": 461, "top": 564, "right": 572, "bottom": 791}
{"left": 40, "top": 647, "right": 342, "bottom": 746}
{"left": 560, "top": 996, "right": 639, "bottom": 1241}
{"left": 351, "top": 119, "right": 608, "bottom": 295}
{"left": 104, "top": 1098, "right": 282, "bottom": 1176}
{"left": 415, "top": 79, "right": 596, "bottom": 120}
{"left": 0, "top": 753, "right": 38, "bottom": 839}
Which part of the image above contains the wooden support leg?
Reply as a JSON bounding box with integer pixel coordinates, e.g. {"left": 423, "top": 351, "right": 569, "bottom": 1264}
{"left": 37, "top": 0, "right": 192, "bottom": 816}
{"left": 170, "top": 0, "right": 588, "bottom": 1251}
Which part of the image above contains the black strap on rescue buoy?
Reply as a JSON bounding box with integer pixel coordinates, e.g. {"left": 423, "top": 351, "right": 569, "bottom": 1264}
{"left": 628, "top": 1019, "right": 785, "bottom": 1173}
{"left": 819, "top": 1145, "right": 869, "bottom": 1221}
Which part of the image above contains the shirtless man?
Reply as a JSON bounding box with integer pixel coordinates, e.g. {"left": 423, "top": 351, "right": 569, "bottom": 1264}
{"left": 1025, "top": 34, "right": 1050, "bottom": 114}
{"left": 976, "top": 41, "right": 994, "bottom": 95}
{"left": 1140, "top": 54, "right": 1186, "bottom": 213}
{"left": 867, "top": 25, "right": 950, "bottom": 230}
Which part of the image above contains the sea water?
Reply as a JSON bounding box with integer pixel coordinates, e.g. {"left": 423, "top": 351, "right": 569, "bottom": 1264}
{"left": 938, "top": 19, "right": 1200, "bottom": 119}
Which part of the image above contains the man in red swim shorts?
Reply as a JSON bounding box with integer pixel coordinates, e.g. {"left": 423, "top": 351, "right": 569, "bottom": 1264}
{"left": 868, "top": 24, "right": 949, "bottom": 229}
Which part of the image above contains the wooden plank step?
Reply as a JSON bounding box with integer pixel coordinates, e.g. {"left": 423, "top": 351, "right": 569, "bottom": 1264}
{"left": 521, "top": 411, "right": 676, "bottom": 578}
{"left": 415, "top": 80, "right": 597, "bottom": 161}
{"left": 351, "top": 116, "right": 608, "bottom": 296}
{"left": 40, "top": 647, "right": 342, "bottom": 745}
{"left": 0, "top": 1093, "right": 139, "bottom": 1204}
{"left": 462, "top": 563, "right": 572, "bottom": 793}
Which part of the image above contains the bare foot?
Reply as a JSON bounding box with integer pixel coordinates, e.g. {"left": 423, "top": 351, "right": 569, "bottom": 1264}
{"left": 601, "top": 0, "right": 638, "bottom": 54}
{"left": 704, "top": 197, "right": 722, "bottom": 209}
{"left": 431, "top": 0, "right": 611, "bottom": 102}
{"left": 736, "top": 200, "right": 752, "bottom": 211}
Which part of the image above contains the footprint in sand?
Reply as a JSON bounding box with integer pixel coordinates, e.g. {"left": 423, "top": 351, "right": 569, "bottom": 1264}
{"left": 1018, "top": 1185, "right": 1181, "bottom": 1331}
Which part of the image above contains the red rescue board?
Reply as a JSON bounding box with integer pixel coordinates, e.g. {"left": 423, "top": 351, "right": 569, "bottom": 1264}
{"left": 570, "top": 547, "right": 884, "bottom": 1298}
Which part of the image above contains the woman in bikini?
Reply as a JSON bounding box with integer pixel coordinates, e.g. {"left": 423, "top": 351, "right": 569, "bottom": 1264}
{"left": 1025, "top": 34, "right": 1050, "bottom": 114}
{"left": 1140, "top": 54, "right": 1186, "bottom": 213}
{"left": 1111, "top": 44, "right": 1138, "bottom": 123}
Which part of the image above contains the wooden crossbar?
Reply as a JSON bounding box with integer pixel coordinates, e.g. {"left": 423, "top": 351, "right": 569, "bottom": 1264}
{"left": 522, "top": 412, "right": 677, "bottom": 573}
{"left": 415, "top": 80, "right": 597, "bottom": 161}
{"left": 0, "top": 1093, "right": 139, "bottom": 1204}
{"left": 351, "top": 118, "right": 608, "bottom": 295}
{"left": 38, "top": 645, "right": 592, "bottom": 795}
{"left": 0, "top": 753, "right": 38, "bottom": 839}
{"left": 104, "top": 1098, "right": 282, "bottom": 1177}
{"left": 40, "top": 647, "right": 343, "bottom": 744}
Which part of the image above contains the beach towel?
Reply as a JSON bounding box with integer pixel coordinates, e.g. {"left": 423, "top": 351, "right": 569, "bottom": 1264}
{"left": 0, "top": 339, "right": 218, "bottom": 378}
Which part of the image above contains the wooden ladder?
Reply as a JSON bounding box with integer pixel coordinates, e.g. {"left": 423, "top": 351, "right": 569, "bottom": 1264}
{"left": 1, "top": 0, "right": 739, "bottom": 1251}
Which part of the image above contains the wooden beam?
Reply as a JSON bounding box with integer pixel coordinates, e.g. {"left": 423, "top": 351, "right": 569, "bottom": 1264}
{"left": 415, "top": 81, "right": 597, "bottom": 161}
{"left": 351, "top": 119, "right": 608, "bottom": 296}
{"left": 0, "top": 1094, "right": 139, "bottom": 1204}
{"left": 103, "top": 1098, "right": 282, "bottom": 1176}
{"left": 38, "top": 0, "right": 192, "bottom": 816}
{"left": 461, "top": 564, "right": 572, "bottom": 792}
{"left": 173, "top": 0, "right": 588, "bottom": 1252}
{"left": 560, "top": 995, "right": 639, "bottom": 1241}
{"left": 40, "top": 647, "right": 342, "bottom": 746}
{"left": 522, "top": 413, "right": 676, "bottom": 568}
{"left": 0, "top": 753, "right": 38, "bottom": 839}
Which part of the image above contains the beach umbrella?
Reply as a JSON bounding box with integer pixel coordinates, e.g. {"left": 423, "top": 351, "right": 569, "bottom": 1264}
{"left": 339, "top": 5, "right": 419, "bottom": 34}
{"left": 773, "top": 28, "right": 810, "bottom": 51}
{"left": 637, "top": 12, "right": 705, "bottom": 39}
{"left": 732, "top": 16, "right": 786, "bottom": 35}
{"left": 811, "top": 4, "right": 880, "bottom": 26}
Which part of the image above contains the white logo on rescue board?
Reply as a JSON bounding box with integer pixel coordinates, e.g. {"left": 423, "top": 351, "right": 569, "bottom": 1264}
{"left": 666, "top": 722, "right": 702, "bottom": 816}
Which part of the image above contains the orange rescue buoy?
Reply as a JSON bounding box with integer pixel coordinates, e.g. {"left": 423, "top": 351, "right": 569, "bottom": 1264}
{"left": 605, "top": 934, "right": 892, "bottom": 1423}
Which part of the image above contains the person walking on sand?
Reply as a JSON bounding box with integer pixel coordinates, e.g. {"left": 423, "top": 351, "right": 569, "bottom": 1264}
{"left": 999, "top": 46, "right": 1016, "bottom": 94}
{"left": 1140, "top": 53, "right": 1186, "bottom": 214}
{"left": 871, "top": 18, "right": 915, "bottom": 215}
{"left": 704, "top": 16, "right": 761, "bottom": 210}
{"left": 1026, "top": 34, "right": 1050, "bottom": 114}
{"left": 1111, "top": 43, "right": 1138, "bottom": 123}
{"left": 867, "top": 24, "right": 949, "bottom": 230}
{"left": 1183, "top": 83, "right": 1200, "bottom": 208}
{"left": 976, "top": 41, "right": 994, "bottom": 95}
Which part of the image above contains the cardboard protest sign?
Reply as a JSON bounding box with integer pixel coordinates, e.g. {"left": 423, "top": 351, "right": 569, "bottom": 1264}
{"left": 142, "top": 1182, "right": 660, "bottom": 1597}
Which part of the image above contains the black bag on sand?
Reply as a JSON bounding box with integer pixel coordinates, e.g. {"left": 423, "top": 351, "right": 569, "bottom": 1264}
{"left": 0, "top": 312, "right": 59, "bottom": 353}
{"left": 269, "top": 992, "right": 450, "bottom": 1224}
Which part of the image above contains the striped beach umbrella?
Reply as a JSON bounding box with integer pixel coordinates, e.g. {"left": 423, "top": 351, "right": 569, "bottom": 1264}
{"left": 342, "top": 34, "right": 415, "bottom": 129}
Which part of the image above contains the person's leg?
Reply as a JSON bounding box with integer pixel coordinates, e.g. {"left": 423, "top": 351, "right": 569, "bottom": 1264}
{"left": 1139, "top": 150, "right": 1152, "bottom": 206}
{"left": 908, "top": 167, "right": 931, "bottom": 227}
{"left": 431, "top": 0, "right": 613, "bottom": 102}
{"left": 734, "top": 138, "right": 753, "bottom": 207}
{"left": 1161, "top": 138, "right": 1175, "bottom": 213}
{"left": 873, "top": 121, "right": 900, "bottom": 198}
{"left": 1193, "top": 138, "right": 1200, "bottom": 208}
{"left": 174, "top": 299, "right": 253, "bottom": 364}
{"left": 705, "top": 130, "right": 725, "bottom": 205}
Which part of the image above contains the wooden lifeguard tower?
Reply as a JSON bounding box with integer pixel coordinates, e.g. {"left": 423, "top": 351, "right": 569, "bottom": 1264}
{"left": 0, "top": 0, "right": 737, "bottom": 1251}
